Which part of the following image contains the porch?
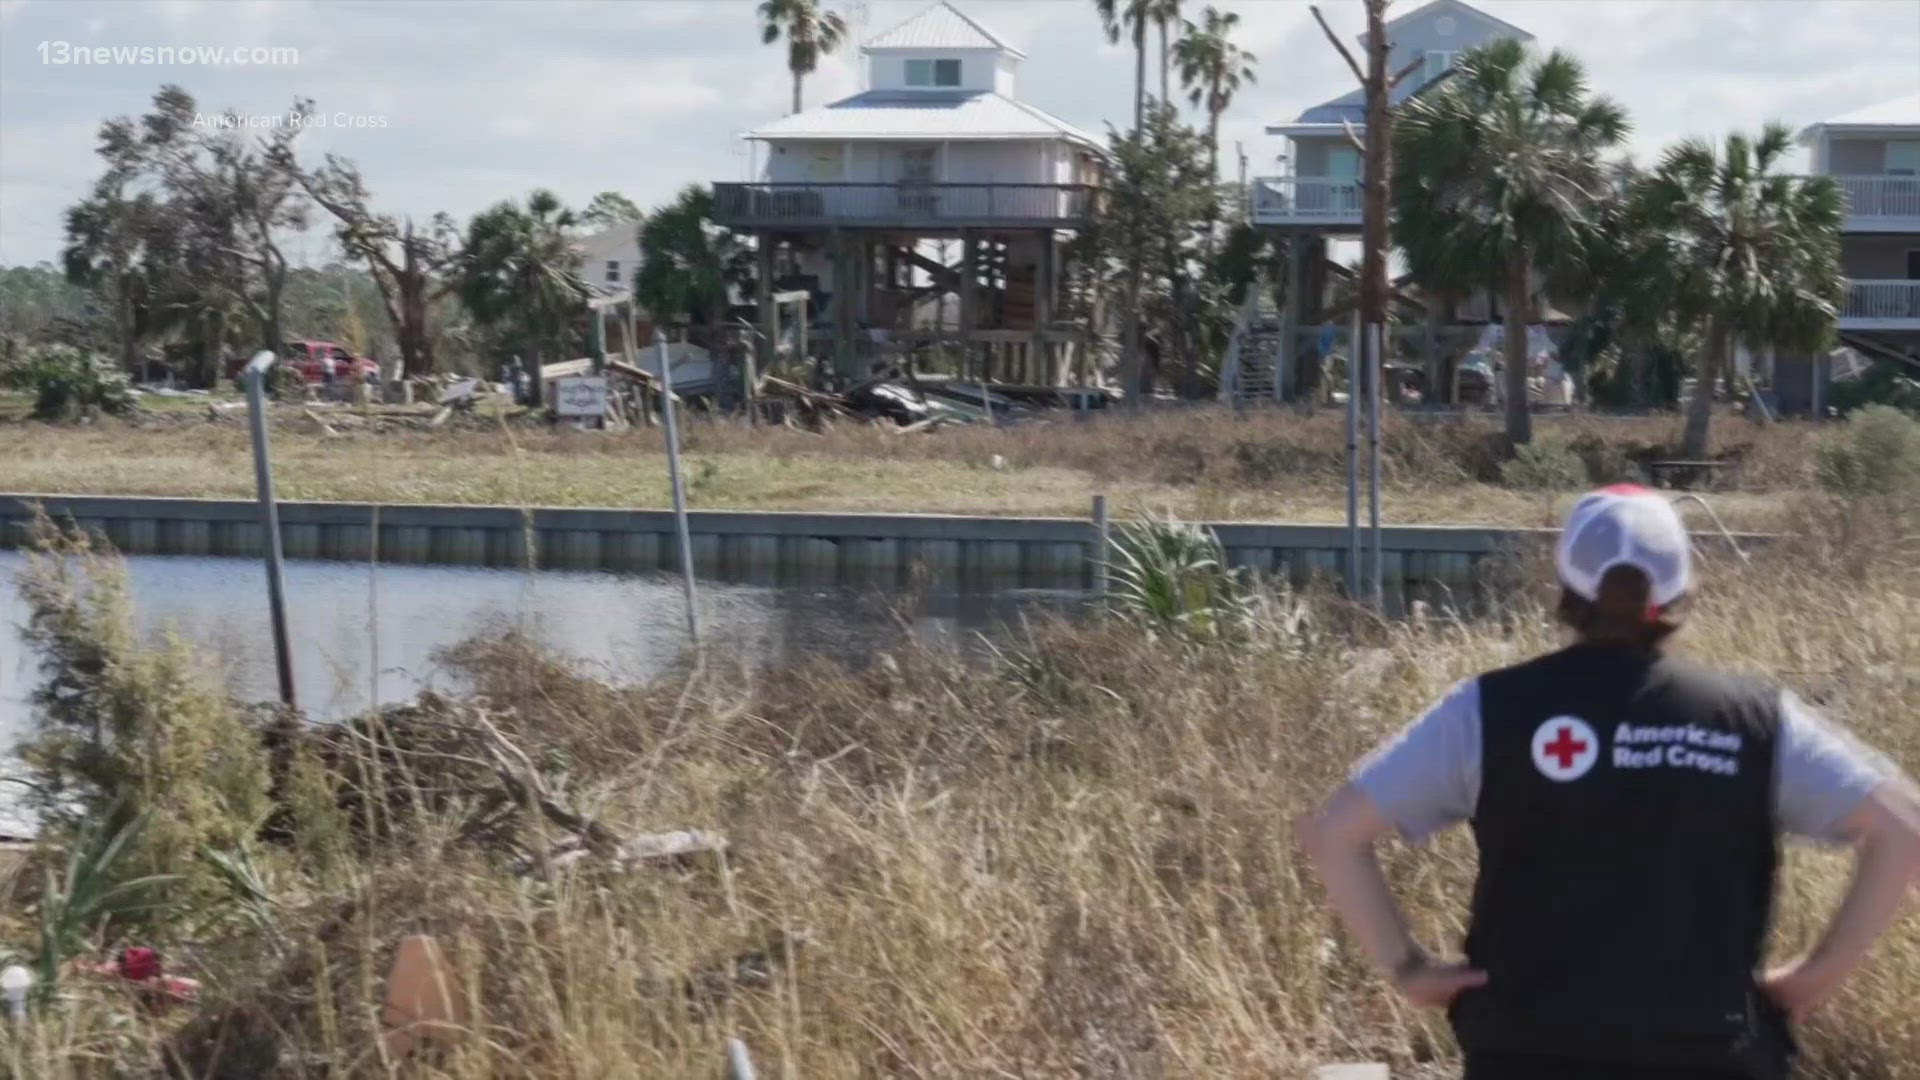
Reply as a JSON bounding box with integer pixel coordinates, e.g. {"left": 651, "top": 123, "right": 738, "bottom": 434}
{"left": 1247, "top": 176, "right": 1363, "bottom": 229}
{"left": 1841, "top": 279, "right": 1920, "bottom": 329}
{"left": 1831, "top": 175, "right": 1920, "bottom": 231}
{"left": 713, "top": 182, "right": 1097, "bottom": 230}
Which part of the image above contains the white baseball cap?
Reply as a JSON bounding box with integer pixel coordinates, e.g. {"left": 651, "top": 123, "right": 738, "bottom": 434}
{"left": 1555, "top": 484, "right": 1692, "bottom": 610}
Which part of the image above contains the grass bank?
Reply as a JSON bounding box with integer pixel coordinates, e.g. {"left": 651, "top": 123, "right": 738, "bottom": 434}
{"left": 1, "top": 405, "right": 1823, "bottom": 530}
{"left": 1, "top": 499, "right": 1913, "bottom": 1077}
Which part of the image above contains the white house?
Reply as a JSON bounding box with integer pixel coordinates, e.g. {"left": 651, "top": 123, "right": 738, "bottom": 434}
{"left": 1254, "top": 0, "right": 1532, "bottom": 227}
{"left": 1788, "top": 93, "right": 1920, "bottom": 409}
{"left": 576, "top": 224, "right": 642, "bottom": 294}
{"left": 717, "top": 0, "right": 1103, "bottom": 229}
{"left": 712, "top": 1, "right": 1107, "bottom": 384}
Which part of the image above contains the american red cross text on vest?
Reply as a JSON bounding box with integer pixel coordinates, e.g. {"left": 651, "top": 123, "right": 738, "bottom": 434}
{"left": 1531, "top": 716, "right": 1600, "bottom": 781}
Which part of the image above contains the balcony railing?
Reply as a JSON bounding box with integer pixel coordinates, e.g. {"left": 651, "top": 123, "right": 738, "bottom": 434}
{"left": 1249, "top": 176, "right": 1363, "bottom": 226}
{"left": 1831, "top": 175, "right": 1920, "bottom": 228}
{"left": 1842, "top": 279, "right": 1920, "bottom": 324}
{"left": 712, "top": 182, "right": 1098, "bottom": 229}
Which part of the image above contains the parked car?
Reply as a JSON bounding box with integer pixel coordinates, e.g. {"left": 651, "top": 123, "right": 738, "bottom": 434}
{"left": 224, "top": 341, "right": 380, "bottom": 384}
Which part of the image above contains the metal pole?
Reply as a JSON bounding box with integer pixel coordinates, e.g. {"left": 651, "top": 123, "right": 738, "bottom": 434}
{"left": 1367, "top": 322, "right": 1384, "bottom": 609}
{"left": 243, "top": 350, "right": 297, "bottom": 709}
{"left": 1345, "top": 314, "right": 1360, "bottom": 599}
{"left": 657, "top": 333, "right": 701, "bottom": 646}
{"left": 1091, "top": 494, "right": 1110, "bottom": 618}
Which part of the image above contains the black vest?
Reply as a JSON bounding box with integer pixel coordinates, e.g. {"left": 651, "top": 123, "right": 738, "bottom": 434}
{"left": 1450, "top": 644, "right": 1794, "bottom": 1078}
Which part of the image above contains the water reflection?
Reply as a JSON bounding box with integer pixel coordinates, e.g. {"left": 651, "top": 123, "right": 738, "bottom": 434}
{"left": 0, "top": 551, "right": 1080, "bottom": 745}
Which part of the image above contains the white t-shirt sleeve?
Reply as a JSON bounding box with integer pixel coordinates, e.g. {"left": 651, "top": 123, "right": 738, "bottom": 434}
{"left": 1774, "top": 691, "right": 1903, "bottom": 843}
{"left": 1351, "top": 679, "right": 1482, "bottom": 842}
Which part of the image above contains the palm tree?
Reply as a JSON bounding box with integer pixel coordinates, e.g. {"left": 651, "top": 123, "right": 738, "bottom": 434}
{"left": 758, "top": 0, "right": 848, "bottom": 117}
{"left": 1636, "top": 125, "right": 1843, "bottom": 457}
{"left": 458, "top": 189, "right": 588, "bottom": 408}
{"left": 1094, "top": 0, "right": 1158, "bottom": 133}
{"left": 635, "top": 185, "right": 754, "bottom": 330}
{"left": 1173, "top": 6, "right": 1257, "bottom": 186}
{"left": 1393, "top": 39, "right": 1628, "bottom": 446}
{"left": 1155, "top": 0, "right": 1182, "bottom": 109}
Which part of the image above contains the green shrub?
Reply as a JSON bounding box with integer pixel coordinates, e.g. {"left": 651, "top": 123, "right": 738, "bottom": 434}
{"left": 14, "top": 516, "right": 273, "bottom": 925}
{"left": 1106, "top": 514, "right": 1254, "bottom": 640}
{"left": 7, "top": 344, "right": 135, "bottom": 420}
{"left": 1500, "top": 439, "right": 1587, "bottom": 490}
{"left": 1815, "top": 404, "right": 1920, "bottom": 499}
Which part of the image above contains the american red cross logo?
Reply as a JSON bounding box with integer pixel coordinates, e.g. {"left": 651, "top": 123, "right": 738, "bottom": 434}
{"left": 1532, "top": 716, "right": 1600, "bottom": 781}
{"left": 1543, "top": 727, "right": 1588, "bottom": 769}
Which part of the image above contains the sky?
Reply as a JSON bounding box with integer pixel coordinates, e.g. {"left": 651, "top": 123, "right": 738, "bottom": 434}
{"left": 1, "top": 0, "right": 1916, "bottom": 267}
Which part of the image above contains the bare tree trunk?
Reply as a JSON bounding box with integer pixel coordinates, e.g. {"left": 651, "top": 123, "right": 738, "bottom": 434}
{"left": 1503, "top": 249, "right": 1534, "bottom": 447}
{"left": 1133, "top": 25, "right": 1146, "bottom": 133}
{"left": 116, "top": 270, "right": 137, "bottom": 371}
{"left": 1680, "top": 322, "right": 1723, "bottom": 459}
{"left": 1158, "top": 16, "right": 1170, "bottom": 106}
{"left": 792, "top": 70, "right": 802, "bottom": 116}
{"left": 1357, "top": 0, "right": 1392, "bottom": 417}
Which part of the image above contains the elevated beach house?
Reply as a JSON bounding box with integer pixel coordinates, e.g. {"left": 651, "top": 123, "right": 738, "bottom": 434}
{"left": 1787, "top": 94, "right": 1920, "bottom": 411}
{"left": 713, "top": 1, "right": 1105, "bottom": 386}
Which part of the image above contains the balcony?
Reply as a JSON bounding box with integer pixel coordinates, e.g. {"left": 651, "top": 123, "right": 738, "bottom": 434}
{"left": 1249, "top": 176, "right": 1362, "bottom": 228}
{"left": 1830, "top": 175, "right": 1920, "bottom": 231}
{"left": 711, "top": 182, "right": 1097, "bottom": 230}
{"left": 1841, "top": 280, "right": 1920, "bottom": 329}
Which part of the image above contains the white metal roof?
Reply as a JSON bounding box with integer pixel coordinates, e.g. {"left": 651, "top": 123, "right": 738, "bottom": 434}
{"left": 1806, "top": 93, "right": 1920, "bottom": 130}
{"left": 862, "top": 1, "right": 1025, "bottom": 58}
{"left": 745, "top": 89, "right": 1099, "bottom": 149}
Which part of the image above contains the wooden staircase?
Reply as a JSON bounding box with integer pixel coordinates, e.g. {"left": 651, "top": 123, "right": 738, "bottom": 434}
{"left": 1218, "top": 271, "right": 1286, "bottom": 404}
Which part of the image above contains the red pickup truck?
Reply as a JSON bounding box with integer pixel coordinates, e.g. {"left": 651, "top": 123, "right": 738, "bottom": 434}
{"left": 226, "top": 341, "right": 381, "bottom": 384}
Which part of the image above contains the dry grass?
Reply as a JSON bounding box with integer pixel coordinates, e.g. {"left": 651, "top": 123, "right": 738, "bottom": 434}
{"left": 1, "top": 406, "right": 1824, "bottom": 530}
{"left": 1, "top": 498, "right": 1914, "bottom": 1078}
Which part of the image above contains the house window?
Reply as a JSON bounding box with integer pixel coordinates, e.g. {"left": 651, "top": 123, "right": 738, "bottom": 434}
{"left": 605, "top": 260, "right": 621, "bottom": 283}
{"left": 1436, "top": 15, "right": 1457, "bottom": 35}
{"left": 905, "top": 58, "right": 961, "bottom": 87}
{"left": 1423, "top": 50, "right": 1459, "bottom": 84}
{"left": 1887, "top": 141, "right": 1920, "bottom": 176}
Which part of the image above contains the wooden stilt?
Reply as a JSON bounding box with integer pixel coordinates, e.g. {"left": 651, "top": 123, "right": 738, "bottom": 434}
{"left": 959, "top": 229, "right": 978, "bottom": 387}
{"left": 756, "top": 233, "right": 775, "bottom": 388}
{"left": 1034, "top": 229, "right": 1056, "bottom": 385}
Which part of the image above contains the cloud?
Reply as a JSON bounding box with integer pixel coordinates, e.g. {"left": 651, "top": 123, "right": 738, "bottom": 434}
{"left": 2, "top": 0, "right": 1916, "bottom": 267}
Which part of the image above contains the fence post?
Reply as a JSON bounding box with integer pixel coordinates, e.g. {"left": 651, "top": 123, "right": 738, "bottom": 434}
{"left": 243, "top": 349, "right": 297, "bottom": 709}
{"left": 658, "top": 333, "right": 701, "bottom": 647}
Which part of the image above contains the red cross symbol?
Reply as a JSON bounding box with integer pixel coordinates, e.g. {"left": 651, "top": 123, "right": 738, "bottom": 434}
{"left": 1542, "top": 725, "right": 1590, "bottom": 770}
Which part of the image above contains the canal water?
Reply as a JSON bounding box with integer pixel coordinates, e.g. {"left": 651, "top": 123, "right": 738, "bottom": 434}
{"left": 0, "top": 551, "right": 1077, "bottom": 833}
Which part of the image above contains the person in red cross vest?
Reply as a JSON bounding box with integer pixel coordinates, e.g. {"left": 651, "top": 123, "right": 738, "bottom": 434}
{"left": 1299, "top": 484, "right": 1920, "bottom": 1080}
